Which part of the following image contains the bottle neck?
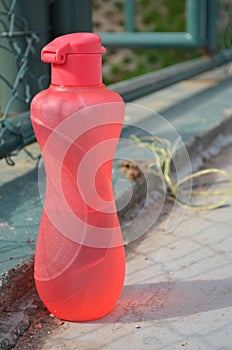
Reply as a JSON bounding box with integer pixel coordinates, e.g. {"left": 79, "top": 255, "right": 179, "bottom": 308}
{"left": 51, "top": 53, "right": 103, "bottom": 86}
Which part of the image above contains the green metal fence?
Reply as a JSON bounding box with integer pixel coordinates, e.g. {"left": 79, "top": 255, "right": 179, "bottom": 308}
{"left": 0, "top": 0, "right": 231, "bottom": 163}
{"left": 99, "top": 0, "right": 217, "bottom": 51}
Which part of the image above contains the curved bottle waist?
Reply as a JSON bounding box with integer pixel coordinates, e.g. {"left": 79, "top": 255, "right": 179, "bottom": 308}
{"left": 32, "top": 102, "right": 125, "bottom": 249}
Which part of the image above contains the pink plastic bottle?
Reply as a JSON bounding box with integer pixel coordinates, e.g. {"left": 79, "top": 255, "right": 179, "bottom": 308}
{"left": 30, "top": 33, "right": 125, "bottom": 321}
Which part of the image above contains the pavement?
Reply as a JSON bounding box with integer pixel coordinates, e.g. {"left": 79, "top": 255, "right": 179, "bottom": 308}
{"left": 11, "top": 145, "right": 232, "bottom": 350}
{"left": 1, "top": 63, "right": 232, "bottom": 349}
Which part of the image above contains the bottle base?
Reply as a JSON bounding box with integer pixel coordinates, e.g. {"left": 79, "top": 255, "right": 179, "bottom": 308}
{"left": 35, "top": 245, "right": 125, "bottom": 322}
{"left": 37, "top": 281, "right": 122, "bottom": 322}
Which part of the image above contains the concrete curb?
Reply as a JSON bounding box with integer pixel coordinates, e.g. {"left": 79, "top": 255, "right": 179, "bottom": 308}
{"left": 186, "top": 109, "right": 232, "bottom": 171}
{"left": 117, "top": 110, "right": 232, "bottom": 232}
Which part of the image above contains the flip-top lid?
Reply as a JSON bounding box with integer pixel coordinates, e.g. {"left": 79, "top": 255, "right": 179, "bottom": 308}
{"left": 41, "top": 33, "right": 106, "bottom": 86}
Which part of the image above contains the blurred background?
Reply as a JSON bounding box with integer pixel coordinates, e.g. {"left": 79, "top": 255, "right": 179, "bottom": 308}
{"left": 94, "top": 0, "right": 202, "bottom": 84}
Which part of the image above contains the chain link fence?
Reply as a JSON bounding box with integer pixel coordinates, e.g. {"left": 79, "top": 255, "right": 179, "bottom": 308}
{"left": 0, "top": 0, "right": 232, "bottom": 164}
{"left": 0, "top": 0, "right": 50, "bottom": 164}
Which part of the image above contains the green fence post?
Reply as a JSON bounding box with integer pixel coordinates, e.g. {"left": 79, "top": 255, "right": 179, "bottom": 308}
{"left": 206, "top": 0, "right": 217, "bottom": 53}
{"left": 186, "top": 0, "right": 206, "bottom": 46}
{"left": 0, "top": 3, "right": 24, "bottom": 114}
{"left": 16, "top": 0, "right": 51, "bottom": 96}
{"left": 125, "top": 0, "right": 135, "bottom": 32}
{"left": 0, "top": 0, "right": 50, "bottom": 115}
{"left": 50, "top": 0, "right": 92, "bottom": 38}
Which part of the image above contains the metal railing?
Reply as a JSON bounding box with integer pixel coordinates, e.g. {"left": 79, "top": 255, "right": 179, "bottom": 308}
{"left": 99, "top": 0, "right": 217, "bottom": 52}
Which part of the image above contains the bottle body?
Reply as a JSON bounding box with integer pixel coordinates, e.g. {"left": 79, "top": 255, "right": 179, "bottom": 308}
{"left": 31, "top": 84, "right": 125, "bottom": 321}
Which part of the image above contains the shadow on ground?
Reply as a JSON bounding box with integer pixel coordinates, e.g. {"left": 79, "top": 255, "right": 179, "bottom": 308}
{"left": 98, "top": 278, "right": 232, "bottom": 323}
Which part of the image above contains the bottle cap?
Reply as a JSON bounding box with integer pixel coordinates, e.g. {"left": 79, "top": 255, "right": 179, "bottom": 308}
{"left": 41, "top": 33, "right": 106, "bottom": 86}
